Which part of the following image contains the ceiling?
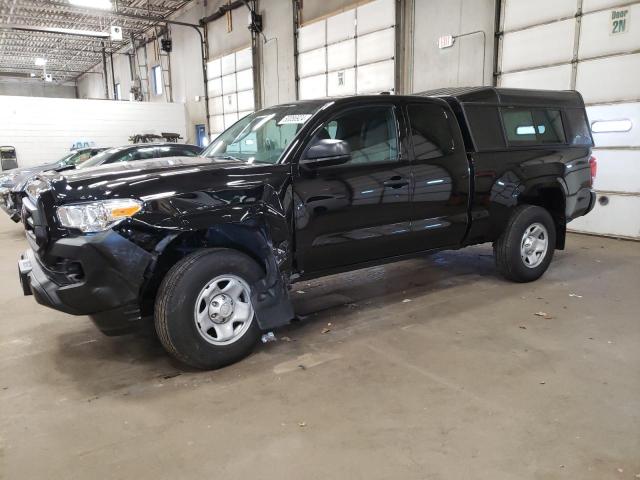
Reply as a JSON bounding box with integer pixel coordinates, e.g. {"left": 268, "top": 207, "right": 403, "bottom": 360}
{"left": 0, "top": 0, "right": 192, "bottom": 82}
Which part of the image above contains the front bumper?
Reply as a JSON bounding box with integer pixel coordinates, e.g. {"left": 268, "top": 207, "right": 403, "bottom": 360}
{"left": 19, "top": 230, "right": 153, "bottom": 335}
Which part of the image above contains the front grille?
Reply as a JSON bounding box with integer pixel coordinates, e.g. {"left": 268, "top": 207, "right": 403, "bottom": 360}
{"left": 21, "top": 196, "right": 49, "bottom": 251}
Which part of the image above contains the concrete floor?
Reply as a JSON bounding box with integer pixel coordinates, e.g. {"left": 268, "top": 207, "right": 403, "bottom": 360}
{"left": 0, "top": 214, "right": 638, "bottom": 480}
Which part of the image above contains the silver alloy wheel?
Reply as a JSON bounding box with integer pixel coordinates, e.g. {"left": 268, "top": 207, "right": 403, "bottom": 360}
{"left": 520, "top": 222, "right": 549, "bottom": 268}
{"left": 193, "top": 274, "right": 254, "bottom": 345}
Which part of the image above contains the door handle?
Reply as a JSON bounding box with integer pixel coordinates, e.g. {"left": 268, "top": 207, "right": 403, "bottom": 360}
{"left": 383, "top": 176, "right": 409, "bottom": 189}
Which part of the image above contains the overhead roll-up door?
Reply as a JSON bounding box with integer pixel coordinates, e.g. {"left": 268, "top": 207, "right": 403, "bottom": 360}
{"left": 206, "top": 46, "right": 254, "bottom": 139}
{"left": 498, "top": 0, "right": 640, "bottom": 239}
{"left": 297, "top": 0, "right": 396, "bottom": 100}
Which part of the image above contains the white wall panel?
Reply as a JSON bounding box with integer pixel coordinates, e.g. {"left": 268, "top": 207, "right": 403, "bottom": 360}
{"left": 328, "top": 68, "right": 356, "bottom": 96}
{"left": 298, "top": 20, "right": 325, "bottom": 52}
{"left": 587, "top": 102, "right": 640, "bottom": 147}
{"left": 592, "top": 150, "right": 640, "bottom": 193}
{"left": 298, "top": 48, "right": 326, "bottom": 77}
{"left": 235, "top": 47, "right": 253, "bottom": 70}
{"left": 0, "top": 96, "right": 187, "bottom": 167}
{"left": 222, "top": 93, "right": 238, "bottom": 113}
{"left": 582, "top": 0, "right": 632, "bottom": 13}
{"left": 237, "top": 90, "right": 255, "bottom": 111}
{"left": 569, "top": 195, "right": 640, "bottom": 238}
{"left": 297, "top": 0, "right": 395, "bottom": 98}
{"left": 207, "top": 59, "right": 222, "bottom": 80}
{"left": 503, "top": 0, "right": 576, "bottom": 31}
{"left": 208, "top": 77, "right": 223, "bottom": 96}
{"left": 207, "top": 46, "right": 254, "bottom": 135}
{"left": 221, "top": 53, "right": 236, "bottom": 75}
{"left": 299, "top": 74, "right": 327, "bottom": 100}
{"left": 328, "top": 39, "right": 356, "bottom": 71}
{"left": 224, "top": 112, "right": 239, "bottom": 129}
{"left": 236, "top": 69, "right": 254, "bottom": 91}
{"left": 499, "top": 64, "right": 572, "bottom": 90}
{"left": 209, "top": 96, "right": 223, "bottom": 113}
{"left": 327, "top": 9, "right": 355, "bottom": 43}
{"left": 221, "top": 73, "right": 237, "bottom": 94}
{"left": 357, "top": 29, "right": 395, "bottom": 65}
{"left": 357, "top": 60, "right": 394, "bottom": 94}
{"left": 576, "top": 54, "right": 640, "bottom": 103}
{"left": 356, "top": 0, "right": 395, "bottom": 35}
{"left": 211, "top": 115, "right": 225, "bottom": 133}
{"left": 501, "top": 19, "right": 575, "bottom": 72}
{"left": 579, "top": 5, "right": 640, "bottom": 59}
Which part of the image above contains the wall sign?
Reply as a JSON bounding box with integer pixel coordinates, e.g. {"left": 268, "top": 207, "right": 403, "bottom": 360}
{"left": 611, "top": 9, "right": 629, "bottom": 35}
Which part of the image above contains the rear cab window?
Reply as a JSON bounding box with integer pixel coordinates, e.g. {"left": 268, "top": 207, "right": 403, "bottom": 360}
{"left": 406, "top": 103, "right": 456, "bottom": 159}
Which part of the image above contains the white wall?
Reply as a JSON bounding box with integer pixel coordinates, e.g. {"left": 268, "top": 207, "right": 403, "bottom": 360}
{"left": 0, "top": 78, "right": 77, "bottom": 99}
{"left": 0, "top": 96, "right": 187, "bottom": 168}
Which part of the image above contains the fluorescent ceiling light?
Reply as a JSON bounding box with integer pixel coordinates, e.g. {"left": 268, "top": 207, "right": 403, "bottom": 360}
{"left": 34, "top": 57, "right": 47, "bottom": 66}
{"left": 69, "top": 0, "right": 113, "bottom": 10}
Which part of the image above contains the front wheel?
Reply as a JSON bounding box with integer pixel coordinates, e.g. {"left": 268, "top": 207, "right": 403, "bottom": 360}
{"left": 494, "top": 205, "right": 556, "bottom": 283}
{"left": 154, "top": 248, "right": 263, "bottom": 369}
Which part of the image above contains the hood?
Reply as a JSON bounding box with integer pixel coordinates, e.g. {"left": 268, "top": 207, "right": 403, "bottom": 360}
{"left": 1, "top": 162, "right": 60, "bottom": 189}
{"left": 40, "top": 156, "right": 289, "bottom": 205}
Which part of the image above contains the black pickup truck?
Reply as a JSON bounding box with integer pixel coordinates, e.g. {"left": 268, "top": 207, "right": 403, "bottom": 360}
{"left": 18, "top": 87, "right": 596, "bottom": 369}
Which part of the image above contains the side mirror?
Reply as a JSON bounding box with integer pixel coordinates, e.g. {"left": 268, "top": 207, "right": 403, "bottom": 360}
{"left": 300, "top": 139, "right": 351, "bottom": 168}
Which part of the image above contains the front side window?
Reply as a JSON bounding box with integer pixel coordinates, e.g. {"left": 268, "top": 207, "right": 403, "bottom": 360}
{"left": 502, "top": 108, "right": 566, "bottom": 145}
{"left": 309, "top": 106, "right": 399, "bottom": 165}
{"left": 203, "top": 102, "right": 325, "bottom": 164}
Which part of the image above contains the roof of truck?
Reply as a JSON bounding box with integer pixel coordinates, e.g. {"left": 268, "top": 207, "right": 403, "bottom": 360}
{"left": 416, "top": 86, "right": 586, "bottom": 108}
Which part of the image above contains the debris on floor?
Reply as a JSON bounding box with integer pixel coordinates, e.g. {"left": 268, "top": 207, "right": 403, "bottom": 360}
{"left": 261, "top": 332, "right": 277, "bottom": 343}
{"left": 298, "top": 421, "right": 307, "bottom": 428}
{"left": 321, "top": 327, "right": 331, "bottom": 334}
{"left": 569, "top": 293, "right": 583, "bottom": 298}
{"left": 534, "top": 311, "right": 554, "bottom": 319}
{"left": 280, "top": 336, "right": 292, "bottom": 342}
{"left": 402, "top": 298, "right": 412, "bottom": 303}
{"left": 296, "top": 290, "right": 306, "bottom": 294}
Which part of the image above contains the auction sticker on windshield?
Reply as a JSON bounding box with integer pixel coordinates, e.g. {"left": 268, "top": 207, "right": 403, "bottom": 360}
{"left": 278, "top": 114, "right": 312, "bottom": 125}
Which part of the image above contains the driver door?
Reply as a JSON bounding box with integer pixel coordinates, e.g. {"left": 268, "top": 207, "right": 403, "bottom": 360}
{"left": 293, "top": 103, "right": 413, "bottom": 274}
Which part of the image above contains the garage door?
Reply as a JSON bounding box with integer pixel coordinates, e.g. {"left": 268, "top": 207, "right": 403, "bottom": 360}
{"left": 206, "top": 46, "right": 254, "bottom": 138}
{"left": 296, "top": 0, "right": 396, "bottom": 100}
{"left": 498, "top": 0, "right": 640, "bottom": 239}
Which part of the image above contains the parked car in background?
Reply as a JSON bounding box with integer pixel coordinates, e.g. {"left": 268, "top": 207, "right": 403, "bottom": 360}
{"left": 73, "top": 143, "right": 202, "bottom": 171}
{"left": 17, "top": 88, "right": 596, "bottom": 369}
{"left": 1, "top": 143, "right": 201, "bottom": 222}
{"left": 0, "top": 147, "right": 106, "bottom": 221}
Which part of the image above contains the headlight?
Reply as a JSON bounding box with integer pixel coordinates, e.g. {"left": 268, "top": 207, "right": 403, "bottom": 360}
{"left": 57, "top": 199, "right": 143, "bottom": 233}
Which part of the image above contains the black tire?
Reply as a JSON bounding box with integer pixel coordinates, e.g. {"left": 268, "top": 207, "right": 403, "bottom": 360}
{"left": 155, "top": 248, "right": 263, "bottom": 369}
{"left": 493, "top": 205, "right": 556, "bottom": 283}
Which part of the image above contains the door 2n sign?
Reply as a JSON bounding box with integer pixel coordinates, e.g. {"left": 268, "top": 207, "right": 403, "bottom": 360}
{"left": 611, "top": 9, "right": 629, "bottom": 35}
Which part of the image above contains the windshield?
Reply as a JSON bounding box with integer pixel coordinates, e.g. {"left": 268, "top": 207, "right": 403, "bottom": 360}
{"left": 54, "top": 152, "right": 76, "bottom": 167}
{"left": 58, "top": 150, "right": 97, "bottom": 168}
{"left": 76, "top": 146, "right": 126, "bottom": 169}
{"left": 202, "top": 102, "right": 326, "bottom": 164}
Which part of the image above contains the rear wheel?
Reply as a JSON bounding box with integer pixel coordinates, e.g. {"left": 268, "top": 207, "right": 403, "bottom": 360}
{"left": 494, "top": 205, "right": 556, "bottom": 283}
{"left": 155, "top": 248, "right": 263, "bottom": 369}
